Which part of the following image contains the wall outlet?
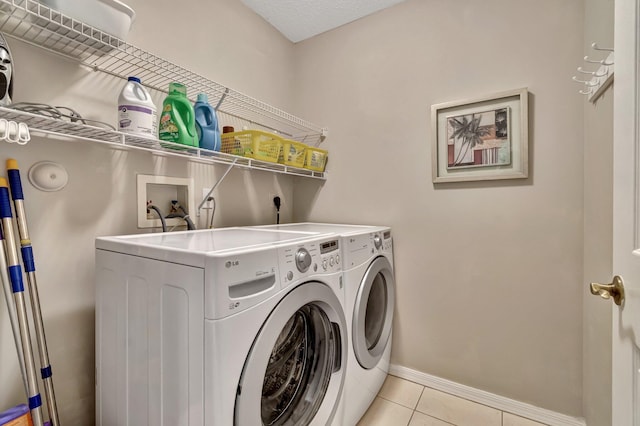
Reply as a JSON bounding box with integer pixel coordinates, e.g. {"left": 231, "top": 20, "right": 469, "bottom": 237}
{"left": 137, "top": 174, "right": 195, "bottom": 229}
{"left": 270, "top": 193, "right": 283, "bottom": 207}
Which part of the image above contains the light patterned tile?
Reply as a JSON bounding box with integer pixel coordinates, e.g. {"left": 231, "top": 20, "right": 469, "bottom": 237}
{"left": 409, "top": 411, "right": 455, "bottom": 426}
{"left": 415, "top": 387, "right": 501, "bottom": 426}
{"left": 503, "top": 412, "right": 549, "bottom": 426}
{"left": 357, "top": 397, "right": 413, "bottom": 426}
{"left": 378, "top": 375, "right": 425, "bottom": 409}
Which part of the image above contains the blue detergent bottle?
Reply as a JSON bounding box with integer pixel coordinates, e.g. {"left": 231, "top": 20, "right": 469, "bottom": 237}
{"left": 194, "top": 93, "right": 221, "bottom": 151}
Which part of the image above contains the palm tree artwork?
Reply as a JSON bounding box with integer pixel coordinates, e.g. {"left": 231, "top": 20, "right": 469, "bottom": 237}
{"left": 447, "top": 108, "right": 510, "bottom": 169}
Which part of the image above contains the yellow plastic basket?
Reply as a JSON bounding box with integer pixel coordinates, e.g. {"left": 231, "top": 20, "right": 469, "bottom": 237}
{"left": 220, "top": 131, "right": 251, "bottom": 156}
{"left": 221, "top": 130, "right": 282, "bottom": 162}
{"left": 304, "top": 147, "right": 328, "bottom": 172}
{"left": 279, "top": 139, "right": 307, "bottom": 168}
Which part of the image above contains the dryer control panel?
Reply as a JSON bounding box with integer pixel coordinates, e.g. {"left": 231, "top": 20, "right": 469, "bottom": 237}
{"left": 279, "top": 238, "right": 341, "bottom": 287}
{"left": 344, "top": 231, "right": 393, "bottom": 268}
{"left": 382, "top": 230, "right": 393, "bottom": 251}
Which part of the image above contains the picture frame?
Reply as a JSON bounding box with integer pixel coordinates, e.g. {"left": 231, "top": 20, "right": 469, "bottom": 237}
{"left": 431, "top": 88, "right": 529, "bottom": 183}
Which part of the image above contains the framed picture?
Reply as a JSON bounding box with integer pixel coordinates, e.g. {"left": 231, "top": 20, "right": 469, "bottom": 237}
{"left": 431, "top": 88, "right": 528, "bottom": 183}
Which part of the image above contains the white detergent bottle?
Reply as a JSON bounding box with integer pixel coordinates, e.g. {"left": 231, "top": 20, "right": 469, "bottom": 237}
{"left": 118, "top": 76, "right": 157, "bottom": 137}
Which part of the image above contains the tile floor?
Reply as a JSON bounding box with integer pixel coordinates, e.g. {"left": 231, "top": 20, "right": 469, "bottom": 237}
{"left": 357, "top": 375, "right": 548, "bottom": 426}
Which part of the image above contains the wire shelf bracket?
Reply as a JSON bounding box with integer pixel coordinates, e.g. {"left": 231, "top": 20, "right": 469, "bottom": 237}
{"left": 0, "top": 0, "right": 329, "bottom": 150}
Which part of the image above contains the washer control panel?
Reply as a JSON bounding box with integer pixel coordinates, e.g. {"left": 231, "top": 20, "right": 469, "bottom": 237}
{"left": 279, "top": 238, "right": 341, "bottom": 287}
{"left": 319, "top": 239, "right": 340, "bottom": 272}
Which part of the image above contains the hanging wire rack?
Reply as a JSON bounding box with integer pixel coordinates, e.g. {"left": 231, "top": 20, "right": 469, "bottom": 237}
{"left": 0, "top": 106, "right": 326, "bottom": 178}
{"left": 0, "top": 0, "right": 327, "bottom": 178}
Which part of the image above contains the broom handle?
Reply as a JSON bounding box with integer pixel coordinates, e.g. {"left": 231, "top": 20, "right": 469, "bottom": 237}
{"left": 7, "top": 160, "right": 59, "bottom": 426}
{"left": 0, "top": 177, "right": 43, "bottom": 426}
{"left": 0, "top": 221, "right": 28, "bottom": 393}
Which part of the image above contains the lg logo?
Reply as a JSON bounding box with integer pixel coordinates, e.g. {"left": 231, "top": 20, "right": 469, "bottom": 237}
{"left": 229, "top": 301, "right": 240, "bottom": 310}
{"left": 225, "top": 260, "right": 240, "bottom": 268}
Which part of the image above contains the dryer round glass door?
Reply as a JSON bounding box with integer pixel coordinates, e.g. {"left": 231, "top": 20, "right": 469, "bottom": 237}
{"left": 235, "top": 282, "right": 347, "bottom": 426}
{"left": 353, "top": 256, "right": 395, "bottom": 370}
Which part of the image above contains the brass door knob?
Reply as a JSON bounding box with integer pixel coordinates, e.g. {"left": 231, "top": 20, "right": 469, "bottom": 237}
{"left": 590, "top": 275, "right": 625, "bottom": 306}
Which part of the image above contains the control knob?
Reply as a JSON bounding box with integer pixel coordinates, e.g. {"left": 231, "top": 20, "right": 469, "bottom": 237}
{"left": 295, "top": 248, "right": 312, "bottom": 273}
{"left": 373, "top": 235, "right": 383, "bottom": 250}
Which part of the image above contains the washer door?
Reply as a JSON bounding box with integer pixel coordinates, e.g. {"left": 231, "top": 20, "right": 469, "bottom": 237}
{"left": 235, "top": 282, "right": 346, "bottom": 426}
{"left": 353, "top": 256, "right": 395, "bottom": 369}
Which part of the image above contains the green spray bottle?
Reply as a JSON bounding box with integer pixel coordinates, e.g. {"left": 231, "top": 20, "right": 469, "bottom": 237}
{"left": 158, "top": 82, "right": 198, "bottom": 147}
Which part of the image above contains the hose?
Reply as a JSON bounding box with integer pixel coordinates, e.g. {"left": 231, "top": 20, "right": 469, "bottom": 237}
{"left": 147, "top": 204, "right": 167, "bottom": 232}
{"left": 168, "top": 202, "right": 196, "bottom": 231}
{"left": 166, "top": 211, "right": 196, "bottom": 230}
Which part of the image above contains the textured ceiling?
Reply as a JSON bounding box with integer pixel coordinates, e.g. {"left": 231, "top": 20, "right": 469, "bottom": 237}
{"left": 240, "top": 0, "right": 408, "bottom": 43}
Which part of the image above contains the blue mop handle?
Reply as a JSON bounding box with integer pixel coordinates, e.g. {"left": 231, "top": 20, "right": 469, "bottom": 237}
{"left": 7, "top": 159, "right": 28, "bottom": 243}
{"left": 0, "top": 178, "right": 12, "bottom": 218}
{"left": 0, "top": 203, "right": 28, "bottom": 393}
{"left": 0, "top": 185, "right": 19, "bottom": 294}
{"left": 6, "top": 160, "right": 59, "bottom": 426}
{"left": 7, "top": 166, "right": 23, "bottom": 201}
{"left": 0, "top": 178, "right": 43, "bottom": 426}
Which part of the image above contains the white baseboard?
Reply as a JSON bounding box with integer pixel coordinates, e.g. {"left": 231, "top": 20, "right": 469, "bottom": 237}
{"left": 389, "top": 364, "right": 586, "bottom": 426}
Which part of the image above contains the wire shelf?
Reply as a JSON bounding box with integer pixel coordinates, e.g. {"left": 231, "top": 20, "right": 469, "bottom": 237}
{"left": 0, "top": 0, "right": 327, "bottom": 143}
{"left": 0, "top": 107, "right": 326, "bottom": 179}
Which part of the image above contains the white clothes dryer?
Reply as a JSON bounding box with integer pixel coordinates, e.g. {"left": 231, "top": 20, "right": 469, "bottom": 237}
{"left": 249, "top": 223, "right": 396, "bottom": 425}
{"left": 95, "top": 227, "right": 347, "bottom": 426}
{"left": 341, "top": 228, "right": 394, "bottom": 426}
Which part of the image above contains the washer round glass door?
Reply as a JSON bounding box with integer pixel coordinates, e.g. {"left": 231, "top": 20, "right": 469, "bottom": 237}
{"left": 235, "top": 281, "right": 346, "bottom": 426}
{"left": 353, "top": 256, "right": 395, "bottom": 369}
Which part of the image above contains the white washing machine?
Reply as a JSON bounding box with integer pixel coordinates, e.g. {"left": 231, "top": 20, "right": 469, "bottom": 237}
{"left": 250, "top": 223, "right": 396, "bottom": 425}
{"left": 95, "top": 227, "right": 347, "bottom": 426}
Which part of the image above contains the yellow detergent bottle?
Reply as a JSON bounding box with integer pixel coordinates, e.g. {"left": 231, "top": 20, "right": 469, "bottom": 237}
{"left": 158, "top": 82, "right": 198, "bottom": 148}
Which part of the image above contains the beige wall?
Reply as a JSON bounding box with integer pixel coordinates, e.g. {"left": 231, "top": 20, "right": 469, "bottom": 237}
{"left": 293, "top": 0, "right": 585, "bottom": 417}
{"left": 0, "top": 0, "right": 596, "bottom": 423}
{"left": 582, "top": 0, "right": 614, "bottom": 424}
{"left": 0, "top": 0, "right": 297, "bottom": 423}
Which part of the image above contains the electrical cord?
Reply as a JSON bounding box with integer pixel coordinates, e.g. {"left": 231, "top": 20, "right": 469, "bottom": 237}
{"left": 273, "top": 196, "right": 281, "bottom": 225}
{"left": 208, "top": 197, "right": 217, "bottom": 229}
{"left": 147, "top": 204, "right": 167, "bottom": 232}
{"left": 10, "top": 102, "right": 116, "bottom": 130}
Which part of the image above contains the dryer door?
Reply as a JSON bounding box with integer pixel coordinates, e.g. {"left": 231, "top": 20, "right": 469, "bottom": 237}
{"left": 353, "top": 256, "right": 395, "bottom": 369}
{"left": 235, "top": 281, "right": 346, "bottom": 426}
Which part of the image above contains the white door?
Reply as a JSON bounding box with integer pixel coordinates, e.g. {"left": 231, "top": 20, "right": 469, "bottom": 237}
{"left": 600, "top": 0, "right": 640, "bottom": 423}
